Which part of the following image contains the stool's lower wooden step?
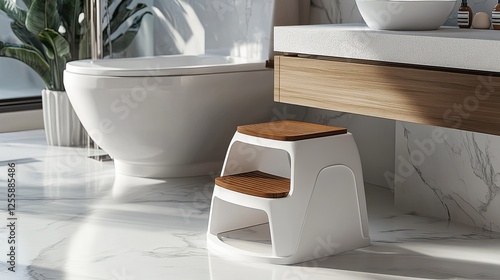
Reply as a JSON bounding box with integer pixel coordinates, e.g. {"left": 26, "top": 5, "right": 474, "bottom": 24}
{"left": 215, "top": 171, "right": 290, "bottom": 198}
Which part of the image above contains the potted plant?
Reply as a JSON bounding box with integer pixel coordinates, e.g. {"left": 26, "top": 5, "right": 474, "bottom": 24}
{"left": 0, "top": 0, "right": 150, "bottom": 146}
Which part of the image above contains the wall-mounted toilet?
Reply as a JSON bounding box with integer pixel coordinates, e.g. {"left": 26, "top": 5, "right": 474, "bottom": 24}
{"left": 64, "top": 0, "right": 312, "bottom": 178}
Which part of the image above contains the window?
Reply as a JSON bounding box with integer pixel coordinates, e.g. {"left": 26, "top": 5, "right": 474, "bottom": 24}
{"left": 0, "top": 5, "right": 44, "bottom": 132}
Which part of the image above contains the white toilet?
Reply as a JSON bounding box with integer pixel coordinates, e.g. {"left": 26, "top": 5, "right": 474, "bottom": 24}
{"left": 64, "top": 0, "right": 311, "bottom": 178}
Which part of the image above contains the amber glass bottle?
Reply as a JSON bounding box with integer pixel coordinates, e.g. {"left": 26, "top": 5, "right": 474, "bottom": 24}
{"left": 458, "top": 0, "right": 473, "bottom": 28}
{"left": 493, "top": 0, "right": 500, "bottom": 30}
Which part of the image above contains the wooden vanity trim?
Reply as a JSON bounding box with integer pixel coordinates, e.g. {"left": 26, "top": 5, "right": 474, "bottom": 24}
{"left": 274, "top": 55, "right": 500, "bottom": 136}
{"left": 274, "top": 56, "right": 280, "bottom": 101}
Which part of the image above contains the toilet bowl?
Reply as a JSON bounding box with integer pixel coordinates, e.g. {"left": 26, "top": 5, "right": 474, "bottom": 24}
{"left": 62, "top": 0, "right": 311, "bottom": 178}
{"left": 63, "top": 55, "right": 274, "bottom": 178}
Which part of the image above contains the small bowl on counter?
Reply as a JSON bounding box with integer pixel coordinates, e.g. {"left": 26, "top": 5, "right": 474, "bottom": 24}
{"left": 356, "top": 0, "right": 457, "bottom": 30}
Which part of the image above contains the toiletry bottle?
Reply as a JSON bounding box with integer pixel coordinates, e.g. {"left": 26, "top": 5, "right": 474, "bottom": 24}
{"left": 458, "top": 0, "right": 473, "bottom": 28}
{"left": 493, "top": 0, "right": 500, "bottom": 30}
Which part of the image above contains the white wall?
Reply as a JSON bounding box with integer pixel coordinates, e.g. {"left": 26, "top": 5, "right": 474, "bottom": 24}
{"left": 153, "top": 0, "right": 274, "bottom": 61}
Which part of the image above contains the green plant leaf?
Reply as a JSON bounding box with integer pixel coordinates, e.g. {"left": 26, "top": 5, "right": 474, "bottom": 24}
{"left": 60, "top": 0, "right": 82, "bottom": 60}
{"left": 0, "top": 0, "right": 27, "bottom": 24}
{"left": 104, "top": 10, "right": 151, "bottom": 56}
{"left": 10, "top": 21, "right": 47, "bottom": 59}
{"left": 26, "top": 0, "right": 60, "bottom": 35}
{"left": 21, "top": 0, "right": 34, "bottom": 9}
{"left": 39, "top": 28, "right": 70, "bottom": 60}
{"left": 103, "top": 8, "right": 151, "bottom": 46}
{"left": 0, "top": 42, "right": 51, "bottom": 88}
{"left": 78, "top": 27, "right": 90, "bottom": 59}
{"left": 3, "top": 0, "right": 151, "bottom": 89}
{"left": 39, "top": 28, "right": 70, "bottom": 90}
{"left": 104, "top": 30, "right": 134, "bottom": 56}
{"left": 60, "top": 0, "right": 81, "bottom": 35}
{"left": 108, "top": 1, "right": 148, "bottom": 35}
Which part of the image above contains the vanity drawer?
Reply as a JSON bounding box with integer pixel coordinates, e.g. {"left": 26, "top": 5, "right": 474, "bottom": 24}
{"left": 274, "top": 55, "right": 500, "bottom": 135}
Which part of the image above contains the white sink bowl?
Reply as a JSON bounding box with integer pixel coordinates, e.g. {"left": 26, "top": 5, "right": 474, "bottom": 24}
{"left": 356, "top": 0, "right": 457, "bottom": 30}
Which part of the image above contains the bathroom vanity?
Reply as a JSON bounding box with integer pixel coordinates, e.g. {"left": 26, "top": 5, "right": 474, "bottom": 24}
{"left": 273, "top": 24, "right": 500, "bottom": 135}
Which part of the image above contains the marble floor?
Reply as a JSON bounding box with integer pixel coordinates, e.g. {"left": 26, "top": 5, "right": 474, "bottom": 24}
{"left": 1, "top": 130, "right": 500, "bottom": 280}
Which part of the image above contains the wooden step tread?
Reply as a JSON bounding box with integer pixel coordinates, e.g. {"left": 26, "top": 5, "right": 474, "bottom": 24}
{"left": 237, "top": 120, "right": 346, "bottom": 141}
{"left": 215, "top": 171, "right": 290, "bottom": 198}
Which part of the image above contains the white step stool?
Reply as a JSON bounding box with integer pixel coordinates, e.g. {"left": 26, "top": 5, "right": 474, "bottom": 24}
{"left": 207, "top": 120, "right": 370, "bottom": 264}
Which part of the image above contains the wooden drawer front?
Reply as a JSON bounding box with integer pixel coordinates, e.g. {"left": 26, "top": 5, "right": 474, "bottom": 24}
{"left": 274, "top": 55, "right": 500, "bottom": 135}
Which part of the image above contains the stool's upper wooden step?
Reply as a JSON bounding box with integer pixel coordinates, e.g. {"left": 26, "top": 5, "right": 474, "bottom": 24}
{"left": 215, "top": 171, "right": 290, "bottom": 198}
{"left": 237, "top": 120, "right": 347, "bottom": 141}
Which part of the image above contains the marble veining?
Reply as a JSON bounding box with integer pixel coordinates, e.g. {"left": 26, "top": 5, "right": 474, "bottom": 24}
{"left": 310, "top": 0, "right": 363, "bottom": 24}
{"left": 1, "top": 130, "right": 500, "bottom": 279}
{"left": 315, "top": 111, "right": 350, "bottom": 125}
{"left": 463, "top": 133, "right": 500, "bottom": 215}
{"left": 395, "top": 123, "right": 500, "bottom": 233}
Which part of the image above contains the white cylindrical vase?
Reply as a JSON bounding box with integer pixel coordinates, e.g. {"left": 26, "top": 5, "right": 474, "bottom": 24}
{"left": 42, "top": 89, "right": 87, "bottom": 147}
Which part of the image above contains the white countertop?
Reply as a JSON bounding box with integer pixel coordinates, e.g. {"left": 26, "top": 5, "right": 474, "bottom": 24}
{"left": 274, "top": 24, "right": 500, "bottom": 72}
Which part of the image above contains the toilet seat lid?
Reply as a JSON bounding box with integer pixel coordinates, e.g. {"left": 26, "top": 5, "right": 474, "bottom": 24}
{"left": 65, "top": 55, "right": 266, "bottom": 77}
